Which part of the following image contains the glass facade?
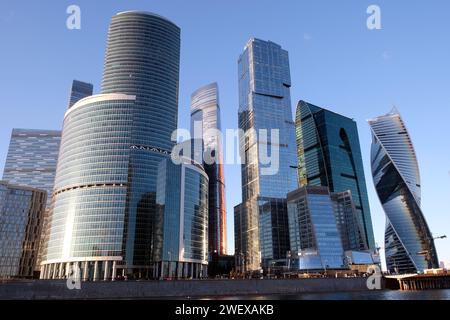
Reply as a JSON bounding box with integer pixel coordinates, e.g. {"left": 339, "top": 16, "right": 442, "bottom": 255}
{"left": 287, "top": 186, "right": 345, "bottom": 270}
{"left": 41, "top": 94, "right": 136, "bottom": 280}
{"left": 2, "top": 129, "right": 61, "bottom": 209}
{"left": 101, "top": 11, "right": 180, "bottom": 271}
{"left": 369, "top": 109, "right": 438, "bottom": 273}
{"left": 235, "top": 39, "right": 297, "bottom": 271}
{"left": 331, "top": 190, "right": 368, "bottom": 251}
{"left": 295, "top": 100, "right": 375, "bottom": 250}
{"left": 153, "top": 158, "right": 209, "bottom": 279}
{"left": 190, "top": 82, "right": 227, "bottom": 256}
{"left": 258, "top": 198, "right": 290, "bottom": 270}
{"left": 0, "top": 181, "right": 46, "bottom": 278}
{"left": 41, "top": 11, "right": 180, "bottom": 280}
{"left": 68, "top": 80, "right": 93, "bottom": 109}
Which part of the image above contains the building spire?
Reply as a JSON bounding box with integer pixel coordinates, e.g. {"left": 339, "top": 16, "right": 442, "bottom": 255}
{"left": 389, "top": 105, "right": 400, "bottom": 115}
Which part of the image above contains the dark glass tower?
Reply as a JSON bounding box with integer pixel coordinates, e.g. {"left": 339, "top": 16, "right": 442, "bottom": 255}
{"left": 295, "top": 100, "right": 375, "bottom": 251}
{"left": 68, "top": 80, "right": 93, "bottom": 109}
{"left": 190, "top": 83, "right": 227, "bottom": 257}
{"left": 369, "top": 109, "right": 438, "bottom": 273}
{"left": 101, "top": 11, "right": 180, "bottom": 270}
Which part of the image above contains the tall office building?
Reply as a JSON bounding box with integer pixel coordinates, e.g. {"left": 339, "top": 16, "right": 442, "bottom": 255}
{"left": 0, "top": 181, "right": 46, "bottom": 278}
{"left": 369, "top": 108, "right": 438, "bottom": 273}
{"left": 68, "top": 80, "right": 94, "bottom": 109}
{"left": 37, "top": 80, "right": 92, "bottom": 270}
{"left": 287, "top": 186, "right": 345, "bottom": 270}
{"left": 153, "top": 157, "right": 209, "bottom": 279}
{"left": 41, "top": 11, "right": 180, "bottom": 280}
{"left": 295, "top": 100, "right": 375, "bottom": 250}
{"left": 2, "top": 129, "right": 61, "bottom": 209}
{"left": 190, "top": 82, "right": 227, "bottom": 256}
{"left": 235, "top": 39, "right": 297, "bottom": 271}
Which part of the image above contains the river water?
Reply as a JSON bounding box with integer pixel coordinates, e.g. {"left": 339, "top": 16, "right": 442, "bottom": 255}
{"left": 200, "top": 289, "right": 450, "bottom": 300}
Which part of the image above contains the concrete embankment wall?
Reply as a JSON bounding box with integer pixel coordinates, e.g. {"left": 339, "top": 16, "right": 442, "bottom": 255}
{"left": 0, "top": 278, "right": 376, "bottom": 300}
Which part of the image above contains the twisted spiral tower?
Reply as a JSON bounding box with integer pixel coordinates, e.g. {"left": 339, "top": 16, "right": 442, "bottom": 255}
{"left": 369, "top": 108, "right": 438, "bottom": 274}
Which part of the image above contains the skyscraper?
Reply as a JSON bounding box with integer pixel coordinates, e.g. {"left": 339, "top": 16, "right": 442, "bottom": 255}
{"left": 0, "top": 181, "right": 46, "bottom": 278}
{"left": 2, "top": 129, "right": 61, "bottom": 209}
{"left": 369, "top": 108, "right": 438, "bottom": 273}
{"left": 153, "top": 157, "right": 209, "bottom": 279}
{"left": 41, "top": 11, "right": 180, "bottom": 280}
{"left": 190, "top": 82, "right": 227, "bottom": 256}
{"left": 295, "top": 100, "right": 375, "bottom": 250}
{"left": 235, "top": 39, "right": 297, "bottom": 271}
{"left": 68, "top": 80, "right": 94, "bottom": 109}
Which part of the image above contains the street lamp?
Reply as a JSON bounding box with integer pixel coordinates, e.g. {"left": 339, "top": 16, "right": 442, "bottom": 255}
{"left": 298, "top": 252, "right": 302, "bottom": 273}
{"left": 417, "top": 235, "right": 447, "bottom": 270}
{"left": 286, "top": 251, "right": 291, "bottom": 272}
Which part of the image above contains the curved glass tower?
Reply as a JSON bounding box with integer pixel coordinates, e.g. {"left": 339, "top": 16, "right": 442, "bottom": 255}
{"left": 153, "top": 157, "right": 209, "bottom": 279}
{"left": 295, "top": 100, "right": 375, "bottom": 251}
{"left": 101, "top": 11, "right": 180, "bottom": 273}
{"left": 41, "top": 94, "right": 136, "bottom": 280}
{"left": 41, "top": 11, "right": 180, "bottom": 280}
{"left": 369, "top": 109, "right": 438, "bottom": 273}
{"left": 190, "top": 83, "right": 227, "bottom": 256}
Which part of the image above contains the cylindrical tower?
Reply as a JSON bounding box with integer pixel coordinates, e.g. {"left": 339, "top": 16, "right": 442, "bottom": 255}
{"left": 41, "top": 94, "right": 136, "bottom": 280}
{"left": 101, "top": 11, "right": 180, "bottom": 271}
{"left": 41, "top": 11, "right": 180, "bottom": 280}
{"left": 153, "top": 157, "right": 209, "bottom": 279}
{"left": 102, "top": 11, "right": 180, "bottom": 151}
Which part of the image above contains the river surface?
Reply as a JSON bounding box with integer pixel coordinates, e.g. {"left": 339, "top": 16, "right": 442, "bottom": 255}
{"left": 196, "top": 289, "right": 450, "bottom": 300}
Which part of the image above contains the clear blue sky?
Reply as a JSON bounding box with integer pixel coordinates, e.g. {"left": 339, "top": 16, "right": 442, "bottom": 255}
{"left": 1, "top": 0, "right": 449, "bottom": 265}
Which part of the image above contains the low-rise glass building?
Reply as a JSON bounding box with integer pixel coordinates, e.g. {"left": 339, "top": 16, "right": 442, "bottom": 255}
{"left": 152, "top": 157, "right": 209, "bottom": 279}
{"left": 287, "top": 186, "right": 346, "bottom": 270}
{"left": 0, "top": 181, "right": 47, "bottom": 278}
{"left": 331, "top": 190, "right": 368, "bottom": 251}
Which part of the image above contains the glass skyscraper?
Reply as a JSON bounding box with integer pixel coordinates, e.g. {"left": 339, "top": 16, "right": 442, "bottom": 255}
{"left": 101, "top": 11, "right": 180, "bottom": 272}
{"left": 2, "top": 129, "right": 61, "bottom": 209}
{"left": 153, "top": 157, "right": 209, "bottom": 279}
{"left": 190, "top": 82, "right": 227, "bottom": 256}
{"left": 369, "top": 109, "right": 438, "bottom": 273}
{"left": 235, "top": 39, "right": 297, "bottom": 272}
{"left": 40, "top": 94, "right": 136, "bottom": 281}
{"left": 68, "top": 80, "right": 94, "bottom": 109}
{"left": 41, "top": 11, "right": 180, "bottom": 280}
{"left": 0, "top": 181, "right": 47, "bottom": 278}
{"left": 295, "top": 100, "right": 375, "bottom": 251}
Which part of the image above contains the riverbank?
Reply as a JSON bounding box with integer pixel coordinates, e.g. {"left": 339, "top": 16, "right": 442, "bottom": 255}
{"left": 0, "top": 278, "right": 376, "bottom": 300}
